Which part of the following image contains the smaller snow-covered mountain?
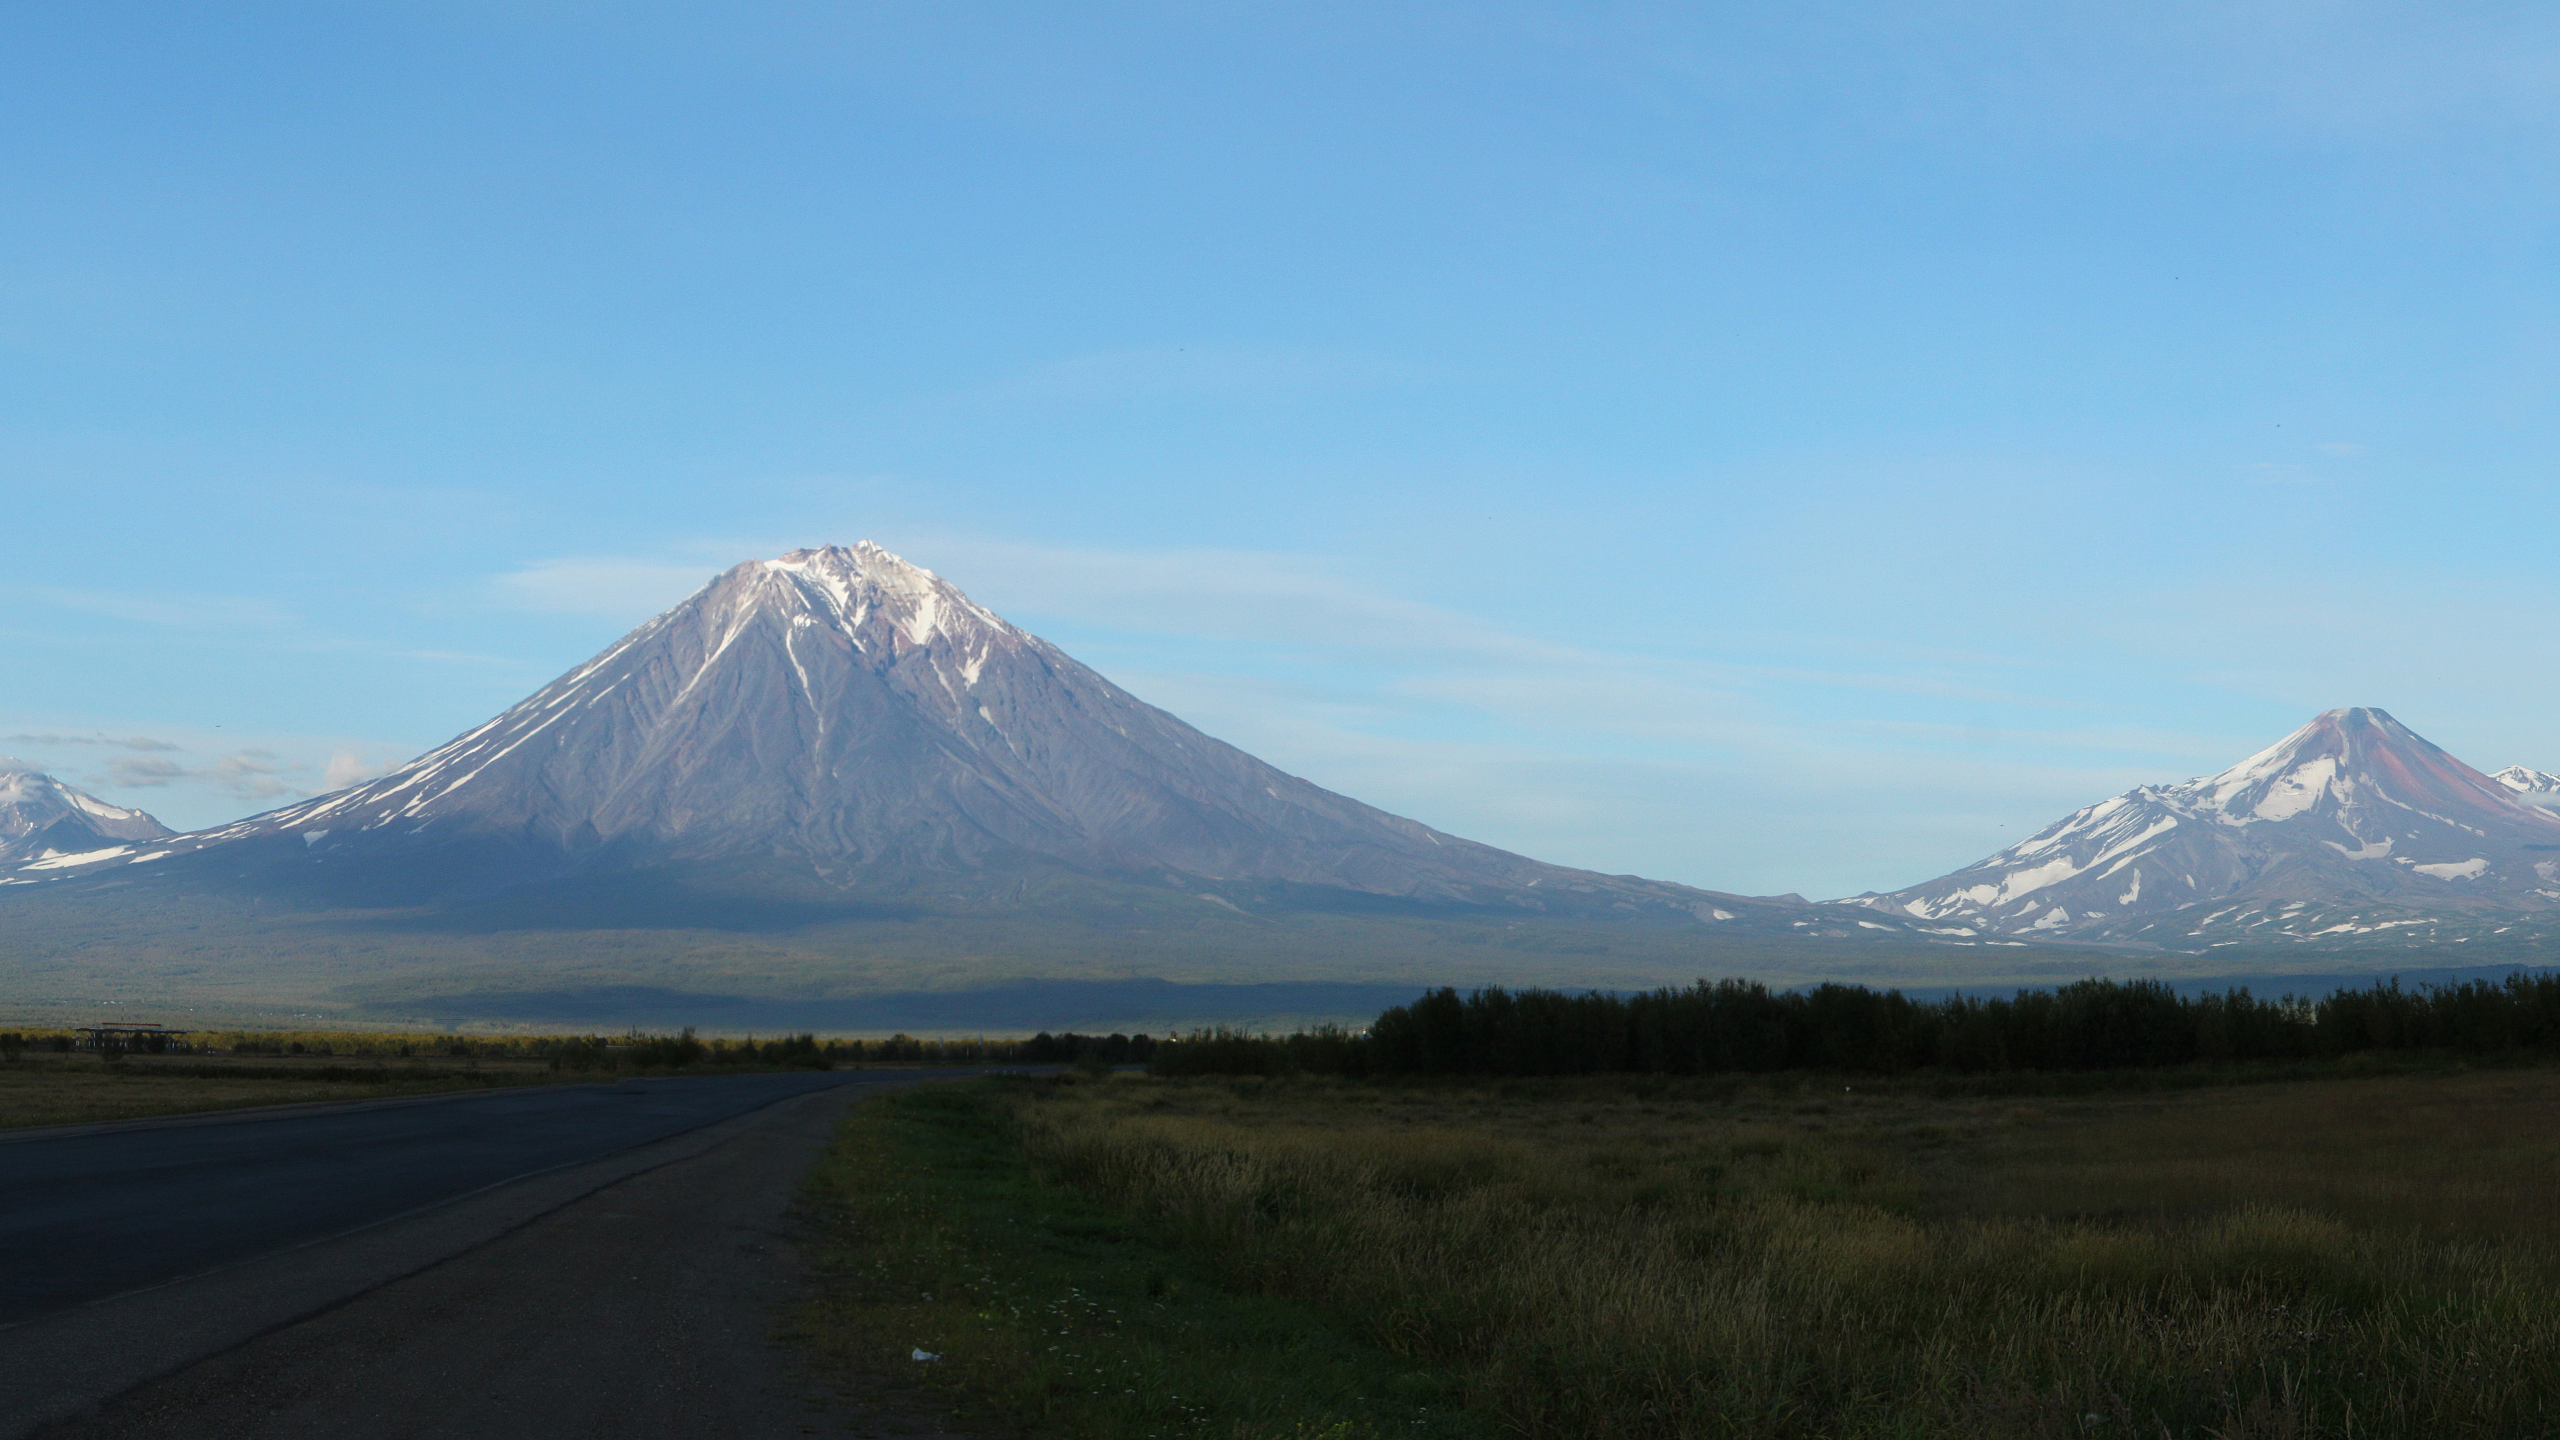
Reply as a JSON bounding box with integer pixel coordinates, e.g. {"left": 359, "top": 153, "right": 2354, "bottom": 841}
{"left": 2496, "top": 766, "right": 2560, "bottom": 811}
{"left": 1845, "top": 709, "right": 2560, "bottom": 945}
{"left": 0, "top": 760, "right": 172, "bottom": 868}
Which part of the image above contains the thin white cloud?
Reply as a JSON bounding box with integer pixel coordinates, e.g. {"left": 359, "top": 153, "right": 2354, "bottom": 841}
{"left": 3, "top": 732, "right": 181, "bottom": 752}
{"left": 101, "top": 755, "right": 187, "bottom": 788}
{"left": 459, "top": 535, "right": 2560, "bottom": 896}
{"left": 323, "top": 748, "right": 399, "bottom": 789}
{"left": 491, "top": 557, "right": 720, "bottom": 620}
{"left": 104, "top": 749, "right": 310, "bottom": 801}
{"left": 208, "top": 751, "right": 302, "bottom": 801}
{"left": 863, "top": 537, "right": 2230, "bottom": 893}
{"left": 918, "top": 536, "right": 1626, "bottom": 665}
{"left": 397, "top": 650, "right": 524, "bottom": 666}
{"left": 16, "top": 586, "right": 295, "bottom": 629}
{"left": 1, "top": 720, "right": 439, "bottom": 831}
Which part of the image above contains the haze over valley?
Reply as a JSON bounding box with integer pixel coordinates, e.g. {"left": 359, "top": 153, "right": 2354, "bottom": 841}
{"left": 7, "top": 544, "right": 2556, "bottom": 1031}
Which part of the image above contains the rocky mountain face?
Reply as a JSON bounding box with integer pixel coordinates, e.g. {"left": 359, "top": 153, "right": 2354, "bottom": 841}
{"left": 1845, "top": 708, "right": 2560, "bottom": 946}
{"left": 2497, "top": 766, "right": 2560, "bottom": 811}
{"left": 9, "top": 544, "right": 1852, "bottom": 937}
{"left": 0, "top": 760, "right": 171, "bottom": 868}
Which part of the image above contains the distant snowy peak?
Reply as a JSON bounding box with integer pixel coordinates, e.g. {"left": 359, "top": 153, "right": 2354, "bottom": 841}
{"left": 0, "top": 759, "right": 173, "bottom": 868}
{"left": 2176, "top": 706, "right": 2527, "bottom": 828}
{"left": 1850, "top": 708, "right": 2560, "bottom": 944}
{"left": 2495, "top": 765, "right": 2560, "bottom": 810}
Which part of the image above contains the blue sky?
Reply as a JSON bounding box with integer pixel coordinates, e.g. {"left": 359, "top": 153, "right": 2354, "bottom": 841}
{"left": 4, "top": 2, "right": 2557, "bottom": 898}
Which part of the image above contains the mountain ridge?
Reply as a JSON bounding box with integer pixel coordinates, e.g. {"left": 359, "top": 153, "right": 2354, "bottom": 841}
{"left": 0, "top": 759, "right": 171, "bottom": 868}
{"left": 1844, "top": 707, "right": 2560, "bottom": 947}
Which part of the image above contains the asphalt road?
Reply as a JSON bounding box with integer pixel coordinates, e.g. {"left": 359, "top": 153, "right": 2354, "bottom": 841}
{"left": 0, "top": 1071, "right": 935, "bottom": 1325}
{"left": 30, "top": 1075, "right": 984, "bottom": 1440}
{"left": 0, "top": 1069, "right": 994, "bottom": 1439}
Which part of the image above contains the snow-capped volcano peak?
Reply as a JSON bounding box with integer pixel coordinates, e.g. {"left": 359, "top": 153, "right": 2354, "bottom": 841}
{"left": 2187, "top": 707, "right": 2524, "bottom": 827}
{"left": 156, "top": 543, "right": 1057, "bottom": 858}
{"left": 0, "top": 758, "right": 172, "bottom": 866}
{"left": 1849, "top": 708, "right": 2560, "bottom": 943}
{"left": 755, "top": 542, "right": 1015, "bottom": 651}
{"left": 19, "top": 543, "right": 1805, "bottom": 932}
{"left": 2494, "top": 764, "right": 2560, "bottom": 810}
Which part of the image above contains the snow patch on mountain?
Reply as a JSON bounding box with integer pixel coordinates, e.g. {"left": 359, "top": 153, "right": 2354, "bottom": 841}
{"left": 1847, "top": 708, "right": 2560, "bottom": 943}
{"left": 2496, "top": 765, "right": 2560, "bottom": 810}
{"left": 0, "top": 758, "right": 173, "bottom": 866}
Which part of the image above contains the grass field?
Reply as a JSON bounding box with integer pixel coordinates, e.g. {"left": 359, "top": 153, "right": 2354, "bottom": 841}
{"left": 807, "top": 1063, "right": 2560, "bottom": 1439}
{"left": 0, "top": 1051, "right": 563, "bottom": 1129}
{"left": 798, "top": 1079, "right": 1492, "bottom": 1440}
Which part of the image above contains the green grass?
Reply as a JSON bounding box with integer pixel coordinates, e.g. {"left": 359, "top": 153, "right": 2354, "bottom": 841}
{"left": 795, "top": 1076, "right": 1490, "bottom": 1440}
{"left": 806, "top": 1065, "right": 2560, "bottom": 1440}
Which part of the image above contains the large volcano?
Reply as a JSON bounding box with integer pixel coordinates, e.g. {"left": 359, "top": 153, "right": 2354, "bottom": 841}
{"left": 1847, "top": 708, "right": 2560, "bottom": 944}
{"left": 11, "top": 544, "right": 1826, "bottom": 935}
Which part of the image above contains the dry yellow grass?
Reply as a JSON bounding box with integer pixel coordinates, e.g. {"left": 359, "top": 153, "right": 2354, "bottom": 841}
{"left": 994, "top": 1069, "right": 2560, "bottom": 1438}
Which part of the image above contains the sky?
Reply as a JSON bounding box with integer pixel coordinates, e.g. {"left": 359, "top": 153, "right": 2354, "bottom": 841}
{"left": 4, "top": 1, "right": 2557, "bottom": 899}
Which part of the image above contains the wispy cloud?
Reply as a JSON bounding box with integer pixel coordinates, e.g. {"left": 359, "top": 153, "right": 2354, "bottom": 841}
{"left": 490, "top": 557, "right": 719, "bottom": 619}
{"left": 456, "top": 534, "right": 2559, "bottom": 897}
{"left": 104, "top": 748, "right": 309, "bottom": 801}
{"left": 16, "top": 586, "right": 295, "bottom": 628}
{"left": 398, "top": 650, "right": 528, "bottom": 666}
{"left": 3, "top": 732, "right": 181, "bottom": 752}
{"left": 916, "top": 537, "right": 1598, "bottom": 664}
{"left": 887, "top": 535, "right": 2237, "bottom": 893}
{"left": 323, "top": 748, "right": 400, "bottom": 789}
{"left": 102, "top": 755, "right": 187, "bottom": 787}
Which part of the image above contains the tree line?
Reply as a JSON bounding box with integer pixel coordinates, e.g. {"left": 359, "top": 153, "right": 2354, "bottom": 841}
{"left": 1148, "top": 972, "right": 2560, "bottom": 1078}
{"left": 564, "top": 1028, "right": 1159, "bottom": 1071}
{"left": 0, "top": 1028, "right": 1161, "bottom": 1072}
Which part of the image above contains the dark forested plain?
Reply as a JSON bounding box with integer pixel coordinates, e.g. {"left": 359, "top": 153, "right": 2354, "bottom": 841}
{"left": 1150, "top": 971, "right": 2560, "bottom": 1079}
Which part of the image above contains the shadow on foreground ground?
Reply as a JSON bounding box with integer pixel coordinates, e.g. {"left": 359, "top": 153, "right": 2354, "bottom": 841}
{"left": 33, "top": 1083, "right": 1001, "bottom": 1440}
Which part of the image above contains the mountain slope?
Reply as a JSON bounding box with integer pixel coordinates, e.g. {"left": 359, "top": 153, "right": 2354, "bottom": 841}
{"left": 0, "top": 760, "right": 171, "bottom": 869}
{"left": 2496, "top": 766, "right": 2560, "bottom": 811}
{"left": 7, "top": 544, "right": 1850, "bottom": 938}
{"left": 1846, "top": 708, "right": 2560, "bottom": 944}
